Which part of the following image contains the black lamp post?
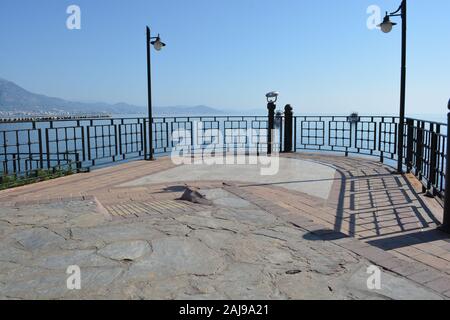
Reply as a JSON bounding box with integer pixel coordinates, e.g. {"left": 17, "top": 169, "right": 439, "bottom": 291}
{"left": 146, "top": 26, "right": 166, "bottom": 160}
{"left": 378, "top": 0, "right": 407, "bottom": 174}
{"left": 266, "top": 91, "right": 279, "bottom": 155}
{"left": 442, "top": 99, "right": 450, "bottom": 233}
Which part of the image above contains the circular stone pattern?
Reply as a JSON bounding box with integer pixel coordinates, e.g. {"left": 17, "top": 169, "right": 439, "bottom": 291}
{"left": 121, "top": 157, "right": 336, "bottom": 200}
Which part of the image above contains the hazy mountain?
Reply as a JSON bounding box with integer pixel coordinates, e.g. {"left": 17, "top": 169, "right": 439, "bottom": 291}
{"left": 0, "top": 78, "right": 225, "bottom": 117}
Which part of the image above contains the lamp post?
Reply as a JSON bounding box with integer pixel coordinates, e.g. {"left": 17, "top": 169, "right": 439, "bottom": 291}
{"left": 146, "top": 26, "right": 166, "bottom": 160}
{"left": 378, "top": 0, "right": 407, "bottom": 174}
{"left": 442, "top": 99, "right": 450, "bottom": 233}
{"left": 266, "top": 91, "right": 279, "bottom": 155}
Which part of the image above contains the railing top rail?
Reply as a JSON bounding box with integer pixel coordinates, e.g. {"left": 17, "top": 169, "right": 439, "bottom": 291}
{"left": 0, "top": 115, "right": 271, "bottom": 124}
{"left": 293, "top": 115, "right": 400, "bottom": 117}
{"left": 405, "top": 117, "right": 447, "bottom": 127}
{"left": 153, "top": 115, "right": 268, "bottom": 119}
{"left": 1, "top": 115, "right": 446, "bottom": 123}
{"left": 1, "top": 152, "right": 80, "bottom": 155}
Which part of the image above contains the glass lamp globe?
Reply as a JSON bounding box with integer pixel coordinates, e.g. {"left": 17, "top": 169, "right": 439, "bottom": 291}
{"left": 152, "top": 38, "right": 166, "bottom": 51}
{"left": 381, "top": 22, "right": 393, "bottom": 33}
{"left": 153, "top": 40, "right": 162, "bottom": 51}
{"left": 378, "top": 16, "right": 396, "bottom": 33}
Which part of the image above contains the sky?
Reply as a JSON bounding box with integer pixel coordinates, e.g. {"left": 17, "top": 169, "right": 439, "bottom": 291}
{"left": 0, "top": 0, "right": 449, "bottom": 116}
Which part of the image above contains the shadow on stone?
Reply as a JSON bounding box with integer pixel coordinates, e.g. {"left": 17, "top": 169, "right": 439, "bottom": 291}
{"left": 303, "top": 230, "right": 348, "bottom": 242}
{"left": 157, "top": 185, "right": 187, "bottom": 194}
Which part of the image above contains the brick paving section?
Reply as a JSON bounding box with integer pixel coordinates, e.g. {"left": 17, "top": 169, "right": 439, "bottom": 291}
{"left": 1, "top": 153, "right": 450, "bottom": 298}
{"left": 0, "top": 159, "right": 177, "bottom": 206}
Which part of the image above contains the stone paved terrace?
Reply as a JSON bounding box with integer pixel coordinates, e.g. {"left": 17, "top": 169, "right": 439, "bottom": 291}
{"left": 1, "top": 153, "right": 450, "bottom": 299}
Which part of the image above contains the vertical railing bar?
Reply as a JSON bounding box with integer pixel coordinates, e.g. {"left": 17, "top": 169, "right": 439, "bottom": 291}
{"left": 118, "top": 123, "right": 123, "bottom": 156}
{"left": 38, "top": 128, "right": 43, "bottom": 169}
{"left": 14, "top": 130, "right": 19, "bottom": 174}
{"left": 12, "top": 153, "right": 17, "bottom": 175}
{"left": 87, "top": 124, "right": 92, "bottom": 162}
{"left": 165, "top": 120, "right": 169, "bottom": 153}
{"left": 294, "top": 117, "right": 297, "bottom": 151}
{"left": 373, "top": 117, "right": 377, "bottom": 155}
{"left": 143, "top": 118, "right": 148, "bottom": 159}
{"left": 2, "top": 131, "right": 7, "bottom": 174}
{"left": 45, "top": 128, "right": 51, "bottom": 170}
{"left": 64, "top": 127, "right": 69, "bottom": 160}
{"left": 27, "top": 129, "right": 32, "bottom": 171}
{"left": 80, "top": 123, "right": 86, "bottom": 162}
{"left": 406, "top": 118, "right": 414, "bottom": 173}
{"left": 417, "top": 121, "right": 424, "bottom": 187}
{"left": 428, "top": 123, "right": 438, "bottom": 197}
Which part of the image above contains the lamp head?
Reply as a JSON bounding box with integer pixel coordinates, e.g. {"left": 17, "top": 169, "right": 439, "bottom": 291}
{"left": 266, "top": 91, "right": 279, "bottom": 103}
{"left": 378, "top": 13, "right": 397, "bottom": 33}
{"left": 151, "top": 35, "right": 166, "bottom": 51}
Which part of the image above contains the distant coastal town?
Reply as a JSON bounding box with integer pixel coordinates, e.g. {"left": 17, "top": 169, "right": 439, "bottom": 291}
{"left": 0, "top": 110, "right": 111, "bottom": 122}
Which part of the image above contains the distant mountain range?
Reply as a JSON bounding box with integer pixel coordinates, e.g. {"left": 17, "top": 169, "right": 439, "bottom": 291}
{"left": 0, "top": 78, "right": 227, "bottom": 117}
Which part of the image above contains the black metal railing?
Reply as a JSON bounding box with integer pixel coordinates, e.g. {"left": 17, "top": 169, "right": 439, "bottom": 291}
{"left": 404, "top": 118, "right": 447, "bottom": 199}
{"left": 1, "top": 152, "right": 81, "bottom": 175}
{"left": 0, "top": 114, "right": 447, "bottom": 202}
{"left": 0, "top": 118, "right": 147, "bottom": 175}
{"left": 152, "top": 116, "right": 271, "bottom": 155}
{"left": 290, "top": 115, "right": 447, "bottom": 202}
{"left": 293, "top": 116, "right": 399, "bottom": 162}
{"left": 0, "top": 152, "right": 82, "bottom": 188}
{"left": 0, "top": 116, "right": 273, "bottom": 176}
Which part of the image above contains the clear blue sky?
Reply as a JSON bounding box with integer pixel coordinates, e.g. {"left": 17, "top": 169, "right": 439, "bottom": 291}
{"left": 0, "top": 0, "right": 449, "bottom": 115}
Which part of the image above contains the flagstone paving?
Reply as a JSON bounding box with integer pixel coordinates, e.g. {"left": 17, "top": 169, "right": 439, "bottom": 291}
{"left": 0, "top": 188, "right": 443, "bottom": 300}
{"left": 0, "top": 153, "right": 449, "bottom": 299}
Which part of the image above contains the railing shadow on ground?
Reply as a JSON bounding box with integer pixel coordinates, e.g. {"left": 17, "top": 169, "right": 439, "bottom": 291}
{"left": 367, "top": 229, "right": 450, "bottom": 251}
{"left": 296, "top": 154, "right": 450, "bottom": 247}
{"left": 329, "top": 156, "right": 446, "bottom": 245}
{"left": 233, "top": 151, "right": 444, "bottom": 241}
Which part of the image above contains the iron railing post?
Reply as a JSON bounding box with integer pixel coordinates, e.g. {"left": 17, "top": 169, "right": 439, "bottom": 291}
{"left": 12, "top": 154, "right": 17, "bottom": 174}
{"left": 427, "top": 123, "right": 438, "bottom": 197}
{"left": 379, "top": 119, "right": 384, "bottom": 163}
{"left": 442, "top": 99, "right": 450, "bottom": 232}
{"left": 293, "top": 116, "right": 297, "bottom": 152}
{"left": 278, "top": 113, "right": 283, "bottom": 153}
{"left": 416, "top": 121, "right": 424, "bottom": 185}
{"left": 45, "top": 128, "right": 51, "bottom": 170}
{"left": 143, "top": 118, "right": 148, "bottom": 160}
{"left": 38, "top": 128, "right": 44, "bottom": 170}
{"left": 75, "top": 153, "right": 81, "bottom": 173}
{"left": 284, "top": 105, "right": 293, "bottom": 153}
{"left": 81, "top": 122, "right": 86, "bottom": 162}
{"left": 267, "top": 102, "right": 276, "bottom": 155}
{"left": 406, "top": 118, "right": 414, "bottom": 173}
